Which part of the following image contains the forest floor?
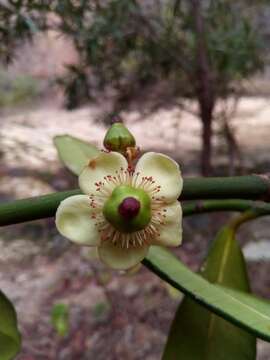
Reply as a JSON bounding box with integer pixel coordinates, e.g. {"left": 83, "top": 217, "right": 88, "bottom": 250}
{"left": 1, "top": 96, "right": 270, "bottom": 359}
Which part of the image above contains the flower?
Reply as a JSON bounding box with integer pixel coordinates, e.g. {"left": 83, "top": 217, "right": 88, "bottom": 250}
{"left": 55, "top": 151, "right": 183, "bottom": 270}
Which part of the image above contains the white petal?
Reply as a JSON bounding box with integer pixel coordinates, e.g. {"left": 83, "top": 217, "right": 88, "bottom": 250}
{"left": 153, "top": 201, "right": 182, "bottom": 247}
{"left": 79, "top": 151, "right": 128, "bottom": 195}
{"left": 135, "top": 152, "right": 183, "bottom": 203}
{"left": 55, "top": 195, "right": 100, "bottom": 246}
{"left": 98, "top": 242, "right": 149, "bottom": 270}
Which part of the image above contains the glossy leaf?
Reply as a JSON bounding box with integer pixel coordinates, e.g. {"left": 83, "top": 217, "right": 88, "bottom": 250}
{"left": 144, "top": 245, "right": 270, "bottom": 341}
{"left": 54, "top": 135, "right": 99, "bottom": 175}
{"left": 0, "top": 290, "right": 21, "bottom": 360}
{"left": 162, "top": 227, "right": 256, "bottom": 360}
{"left": 218, "top": 285, "right": 270, "bottom": 321}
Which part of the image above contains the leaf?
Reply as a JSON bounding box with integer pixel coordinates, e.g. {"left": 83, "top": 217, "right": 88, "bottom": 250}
{"left": 162, "top": 227, "right": 256, "bottom": 360}
{"left": 51, "top": 303, "right": 69, "bottom": 337}
{"left": 54, "top": 135, "right": 100, "bottom": 175}
{"left": 0, "top": 290, "right": 21, "bottom": 360}
{"left": 144, "top": 245, "right": 270, "bottom": 341}
{"left": 218, "top": 285, "right": 270, "bottom": 321}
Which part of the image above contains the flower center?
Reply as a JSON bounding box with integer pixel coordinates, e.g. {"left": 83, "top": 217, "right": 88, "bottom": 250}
{"left": 118, "top": 197, "right": 140, "bottom": 219}
{"left": 103, "top": 185, "right": 151, "bottom": 233}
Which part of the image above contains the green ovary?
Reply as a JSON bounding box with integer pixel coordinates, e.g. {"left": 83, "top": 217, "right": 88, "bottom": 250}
{"left": 103, "top": 185, "right": 151, "bottom": 233}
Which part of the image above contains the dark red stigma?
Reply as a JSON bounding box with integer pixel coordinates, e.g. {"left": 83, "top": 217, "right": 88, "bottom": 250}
{"left": 118, "top": 197, "right": 140, "bottom": 220}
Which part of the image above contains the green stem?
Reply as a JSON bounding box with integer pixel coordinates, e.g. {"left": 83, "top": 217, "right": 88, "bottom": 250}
{"left": 0, "top": 189, "right": 81, "bottom": 226}
{"left": 185, "top": 198, "right": 270, "bottom": 223}
{"left": 227, "top": 204, "right": 270, "bottom": 231}
{"left": 0, "top": 175, "right": 270, "bottom": 226}
{"left": 181, "top": 175, "right": 270, "bottom": 200}
{"left": 0, "top": 197, "right": 270, "bottom": 227}
{"left": 183, "top": 199, "right": 255, "bottom": 216}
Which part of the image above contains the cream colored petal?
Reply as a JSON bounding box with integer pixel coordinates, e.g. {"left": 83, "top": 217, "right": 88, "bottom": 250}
{"left": 152, "top": 201, "right": 182, "bottom": 247}
{"left": 55, "top": 195, "right": 100, "bottom": 246}
{"left": 98, "top": 242, "right": 149, "bottom": 270}
{"left": 125, "top": 263, "right": 142, "bottom": 275}
{"left": 79, "top": 151, "right": 128, "bottom": 195}
{"left": 135, "top": 152, "right": 183, "bottom": 203}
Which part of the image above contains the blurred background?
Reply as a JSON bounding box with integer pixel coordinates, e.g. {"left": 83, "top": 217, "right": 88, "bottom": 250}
{"left": 1, "top": 0, "right": 270, "bottom": 359}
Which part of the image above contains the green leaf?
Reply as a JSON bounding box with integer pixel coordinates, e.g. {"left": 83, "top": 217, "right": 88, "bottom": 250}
{"left": 162, "top": 227, "right": 256, "bottom": 360}
{"left": 51, "top": 303, "right": 69, "bottom": 337}
{"left": 218, "top": 285, "right": 270, "bottom": 323}
{"left": 144, "top": 245, "right": 270, "bottom": 341}
{"left": 0, "top": 290, "right": 21, "bottom": 360}
{"left": 54, "top": 135, "right": 100, "bottom": 175}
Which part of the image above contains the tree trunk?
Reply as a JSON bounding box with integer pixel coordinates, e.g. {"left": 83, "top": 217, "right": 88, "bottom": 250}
{"left": 192, "top": 0, "right": 215, "bottom": 176}
{"left": 200, "top": 101, "right": 214, "bottom": 176}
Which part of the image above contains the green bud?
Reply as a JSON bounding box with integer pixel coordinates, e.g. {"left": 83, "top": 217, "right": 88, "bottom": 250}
{"left": 103, "top": 122, "right": 136, "bottom": 152}
{"left": 103, "top": 185, "right": 151, "bottom": 233}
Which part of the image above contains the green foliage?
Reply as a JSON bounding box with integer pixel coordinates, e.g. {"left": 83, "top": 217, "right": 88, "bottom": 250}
{"left": 51, "top": 303, "right": 69, "bottom": 337}
{"left": 0, "top": 290, "right": 21, "bottom": 360}
{"left": 0, "top": 1, "right": 47, "bottom": 63}
{"left": 0, "top": 70, "right": 39, "bottom": 107}
{"left": 162, "top": 226, "right": 256, "bottom": 359}
{"left": 144, "top": 246, "right": 270, "bottom": 341}
{"left": 202, "top": 1, "right": 263, "bottom": 88}
{"left": 51, "top": 0, "right": 264, "bottom": 108}
{"left": 52, "top": 0, "right": 151, "bottom": 107}
{"left": 53, "top": 134, "right": 100, "bottom": 175}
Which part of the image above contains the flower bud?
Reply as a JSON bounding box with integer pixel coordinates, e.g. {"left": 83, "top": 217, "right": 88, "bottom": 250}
{"left": 103, "top": 185, "right": 151, "bottom": 233}
{"left": 103, "top": 122, "right": 136, "bottom": 153}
